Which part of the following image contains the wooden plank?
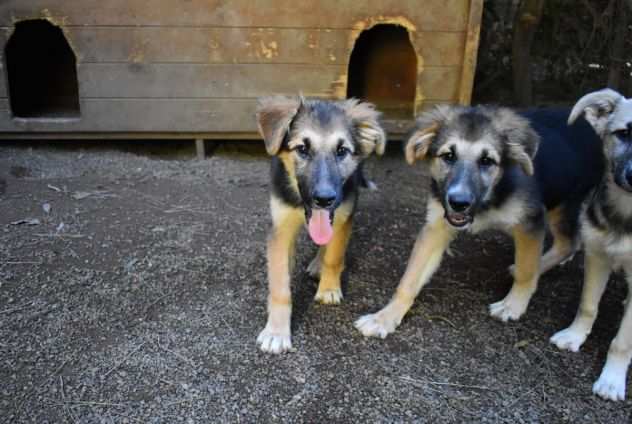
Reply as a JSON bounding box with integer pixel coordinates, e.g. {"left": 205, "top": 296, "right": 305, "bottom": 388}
{"left": 0, "top": 97, "right": 450, "bottom": 136}
{"left": 419, "top": 67, "right": 462, "bottom": 101}
{"left": 0, "top": 26, "right": 465, "bottom": 67}
{"left": 458, "top": 0, "right": 483, "bottom": 105}
{"left": 0, "top": 98, "right": 260, "bottom": 132}
{"left": 0, "top": 0, "right": 471, "bottom": 32}
{"left": 76, "top": 63, "right": 345, "bottom": 98}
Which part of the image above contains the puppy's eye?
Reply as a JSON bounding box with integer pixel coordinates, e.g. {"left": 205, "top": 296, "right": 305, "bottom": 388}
{"left": 479, "top": 156, "right": 496, "bottom": 167}
{"left": 440, "top": 151, "right": 456, "bottom": 163}
{"left": 336, "top": 146, "right": 350, "bottom": 159}
{"left": 295, "top": 144, "right": 310, "bottom": 158}
{"left": 614, "top": 129, "right": 631, "bottom": 140}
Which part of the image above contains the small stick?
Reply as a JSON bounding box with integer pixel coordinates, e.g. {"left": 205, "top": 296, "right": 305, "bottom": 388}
{"left": 102, "top": 342, "right": 146, "bottom": 379}
{"left": 400, "top": 376, "right": 493, "bottom": 391}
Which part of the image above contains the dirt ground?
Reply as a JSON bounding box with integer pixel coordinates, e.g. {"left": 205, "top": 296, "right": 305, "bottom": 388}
{"left": 1, "top": 141, "right": 631, "bottom": 423}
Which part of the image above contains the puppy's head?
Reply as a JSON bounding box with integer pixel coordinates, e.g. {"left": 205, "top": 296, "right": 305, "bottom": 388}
{"left": 256, "top": 95, "right": 386, "bottom": 244}
{"left": 404, "top": 105, "right": 539, "bottom": 229}
{"left": 569, "top": 88, "right": 632, "bottom": 193}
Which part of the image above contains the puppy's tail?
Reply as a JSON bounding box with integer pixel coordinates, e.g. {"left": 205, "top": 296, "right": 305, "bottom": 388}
{"left": 359, "top": 163, "right": 378, "bottom": 191}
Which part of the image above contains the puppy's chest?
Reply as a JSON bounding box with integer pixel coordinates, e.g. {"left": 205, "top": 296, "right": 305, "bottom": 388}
{"left": 583, "top": 220, "right": 632, "bottom": 268}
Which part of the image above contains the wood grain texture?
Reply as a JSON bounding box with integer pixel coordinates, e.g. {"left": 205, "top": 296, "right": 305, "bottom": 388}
{"left": 0, "top": 0, "right": 471, "bottom": 31}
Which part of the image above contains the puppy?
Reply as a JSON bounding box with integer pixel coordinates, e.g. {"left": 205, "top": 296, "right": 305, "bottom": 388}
{"left": 551, "top": 88, "right": 632, "bottom": 401}
{"left": 256, "top": 96, "right": 386, "bottom": 353}
{"left": 355, "top": 105, "right": 603, "bottom": 338}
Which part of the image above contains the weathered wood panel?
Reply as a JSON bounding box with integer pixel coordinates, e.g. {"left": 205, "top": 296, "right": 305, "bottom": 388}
{"left": 0, "top": 98, "right": 258, "bottom": 132}
{"left": 0, "top": 26, "right": 465, "bottom": 67}
{"left": 75, "top": 63, "right": 345, "bottom": 98}
{"left": 419, "top": 67, "right": 462, "bottom": 101}
{"left": 0, "top": 0, "right": 471, "bottom": 32}
{"left": 0, "top": 97, "right": 449, "bottom": 136}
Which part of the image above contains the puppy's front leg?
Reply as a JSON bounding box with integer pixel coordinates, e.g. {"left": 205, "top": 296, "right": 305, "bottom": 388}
{"left": 355, "top": 210, "right": 453, "bottom": 338}
{"left": 257, "top": 203, "right": 302, "bottom": 354}
{"left": 490, "top": 223, "right": 544, "bottom": 321}
{"left": 550, "top": 249, "right": 611, "bottom": 352}
{"left": 314, "top": 215, "right": 352, "bottom": 304}
{"left": 592, "top": 265, "right": 632, "bottom": 401}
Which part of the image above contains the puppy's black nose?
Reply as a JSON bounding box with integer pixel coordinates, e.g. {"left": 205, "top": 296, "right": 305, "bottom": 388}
{"left": 447, "top": 192, "right": 473, "bottom": 212}
{"left": 313, "top": 188, "right": 336, "bottom": 208}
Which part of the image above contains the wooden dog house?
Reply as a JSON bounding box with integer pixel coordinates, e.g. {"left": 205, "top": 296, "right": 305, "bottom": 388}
{"left": 0, "top": 1, "right": 483, "bottom": 148}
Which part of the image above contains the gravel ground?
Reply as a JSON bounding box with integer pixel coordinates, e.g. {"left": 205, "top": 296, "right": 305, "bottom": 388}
{"left": 0, "top": 142, "right": 631, "bottom": 423}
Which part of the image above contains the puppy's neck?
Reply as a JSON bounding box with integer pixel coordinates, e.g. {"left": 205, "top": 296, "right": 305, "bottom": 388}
{"left": 604, "top": 177, "right": 632, "bottom": 221}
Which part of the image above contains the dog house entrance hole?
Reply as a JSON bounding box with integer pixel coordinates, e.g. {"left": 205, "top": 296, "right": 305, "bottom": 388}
{"left": 347, "top": 24, "right": 416, "bottom": 119}
{"left": 5, "top": 19, "right": 80, "bottom": 118}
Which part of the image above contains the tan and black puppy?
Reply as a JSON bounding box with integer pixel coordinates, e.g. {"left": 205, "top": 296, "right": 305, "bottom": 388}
{"left": 256, "top": 96, "right": 385, "bottom": 353}
{"left": 551, "top": 88, "right": 632, "bottom": 401}
{"left": 356, "top": 105, "right": 603, "bottom": 338}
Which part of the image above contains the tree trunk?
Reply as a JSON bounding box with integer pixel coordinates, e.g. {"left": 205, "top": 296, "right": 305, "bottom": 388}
{"left": 512, "top": 0, "right": 545, "bottom": 106}
{"left": 608, "top": 0, "right": 627, "bottom": 90}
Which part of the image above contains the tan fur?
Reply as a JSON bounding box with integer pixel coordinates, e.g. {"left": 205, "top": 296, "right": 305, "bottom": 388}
{"left": 489, "top": 224, "right": 544, "bottom": 321}
{"left": 540, "top": 206, "right": 577, "bottom": 273}
{"left": 257, "top": 198, "right": 304, "bottom": 353}
{"left": 405, "top": 123, "right": 439, "bottom": 165}
{"left": 314, "top": 212, "right": 353, "bottom": 304}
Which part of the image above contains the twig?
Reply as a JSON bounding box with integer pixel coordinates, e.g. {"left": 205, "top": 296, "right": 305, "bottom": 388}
{"left": 0, "top": 302, "right": 33, "bottom": 315}
{"left": 60, "top": 376, "right": 78, "bottom": 424}
{"left": 102, "top": 342, "right": 146, "bottom": 379}
{"left": 400, "top": 375, "right": 493, "bottom": 391}
{"left": 157, "top": 342, "right": 196, "bottom": 368}
{"left": 425, "top": 315, "right": 457, "bottom": 329}
{"left": 1, "top": 261, "right": 43, "bottom": 265}
{"left": 34, "top": 233, "right": 85, "bottom": 239}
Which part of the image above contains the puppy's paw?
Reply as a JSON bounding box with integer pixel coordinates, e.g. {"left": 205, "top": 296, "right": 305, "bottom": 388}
{"left": 550, "top": 327, "right": 587, "bottom": 352}
{"left": 489, "top": 291, "right": 530, "bottom": 322}
{"left": 314, "top": 287, "right": 343, "bottom": 304}
{"left": 257, "top": 327, "right": 292, "bottom": 354}
{"left": 593, "top": 363, "right": 627, "bottom": 401}
{"left": 355, "top": 311, "right": 399, "bottom": 339}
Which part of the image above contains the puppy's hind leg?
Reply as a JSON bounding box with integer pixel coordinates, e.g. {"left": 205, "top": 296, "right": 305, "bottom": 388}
{"left": 307, "top": 247, "right": 324, "bottom": 279}
{"left": 541, "top": 204, "right": 581, "bottom": 274}
{"left": 257, "top": 202, "right": 303, "bottom": 354}
{"left": 550, "top": 249, "right": 611, "bottom": 352}
{"left": 314, "top": 216, "right": 352, "bottom": 305}
{"left": 491, "top": 223, "right": 544, "bottom": 321}
{"left": 592, "top": 264, "right": 632, "bottom": 401}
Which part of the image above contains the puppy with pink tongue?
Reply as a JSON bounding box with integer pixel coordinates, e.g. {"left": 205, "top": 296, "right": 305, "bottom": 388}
{"left": 255, "top": 96, "right": 386, "bottom": 353}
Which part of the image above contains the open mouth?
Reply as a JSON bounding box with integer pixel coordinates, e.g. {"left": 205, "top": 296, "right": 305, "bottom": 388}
{"left": 445, "top": 212, "right": 472, "bottom": 228}
{"left": 306, "top": 208, "right": 335, "bottom": 245}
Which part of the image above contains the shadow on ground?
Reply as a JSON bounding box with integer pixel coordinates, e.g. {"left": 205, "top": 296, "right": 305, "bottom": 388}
{"left": 0, "top": 142, "right": 630, "bottom": 423}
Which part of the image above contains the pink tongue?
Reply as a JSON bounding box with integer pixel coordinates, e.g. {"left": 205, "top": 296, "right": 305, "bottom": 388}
{"left": 308, "top": 209, "right": 334, "bottom": 245}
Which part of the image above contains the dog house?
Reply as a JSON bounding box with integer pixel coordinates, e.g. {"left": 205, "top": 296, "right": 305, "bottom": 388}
{"left": 0, "top": 1, "right": 483, "bottom": 148}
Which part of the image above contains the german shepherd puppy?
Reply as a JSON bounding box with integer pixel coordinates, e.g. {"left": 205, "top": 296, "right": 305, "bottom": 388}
{"left": 551, "top": 88, "right": 632, "bottom": 401}
{"left": 356, "top": 105, "right": 603, "bottom": 338}
{"left": 255, "top": 96, "right": 386, "bottom": 353}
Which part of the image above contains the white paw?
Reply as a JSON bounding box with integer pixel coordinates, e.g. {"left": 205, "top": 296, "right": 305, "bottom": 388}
{"left": 314, "top": 288, "right": 343, "bottom": 304}
{"left": 489, "top": 291, "right": 530, "bottom": 322}
{"left": 550, "top": 327, "right": 587, "bottom": 352}
{"left": 257, "top": 327, "right": 292, "bottom": 354}
{"left": 593, "top": 364, "right": 627, "bottom": 401}
{"left": 355, "top": 311, "right": 399, "bottom": 339}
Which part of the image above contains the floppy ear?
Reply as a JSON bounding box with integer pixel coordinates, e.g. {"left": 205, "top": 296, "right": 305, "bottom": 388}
{"left": 404, "top": 105, "right": 456, "bottom": 165}
{"left": 255, "top": 96, "right": 302, "bottom": 155}
{"left": 340, "top": 98, "right": 386, "bottom": 156}
{"left": 404, "top": 122, "right": 439, "bottom": 165}
{"left": 494, "top": 108, "right": 540, "bottom": 176}
{"left": 568, "top": 88, "right": 623, "bottom": 135}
